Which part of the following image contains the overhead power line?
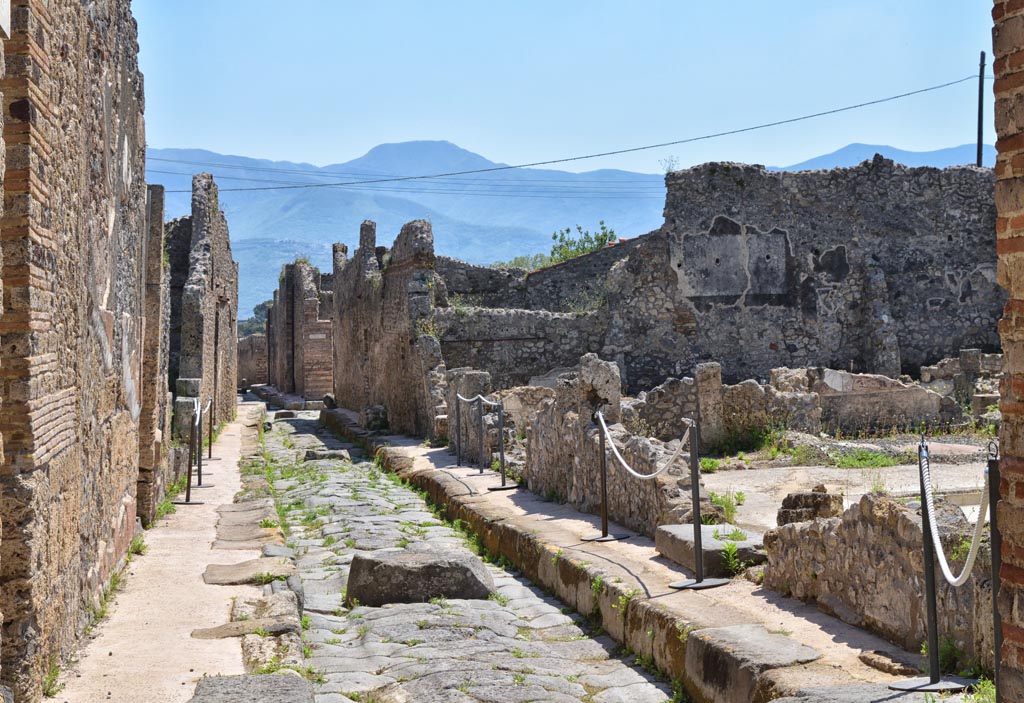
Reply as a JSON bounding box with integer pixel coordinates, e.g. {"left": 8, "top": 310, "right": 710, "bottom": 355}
{"left": 161, "top": 74, "right": 979, "bottom": 194}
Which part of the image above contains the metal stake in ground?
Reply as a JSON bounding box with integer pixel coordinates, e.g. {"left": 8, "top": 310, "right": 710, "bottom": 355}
{"left": 173, "top": 408, "right": 203, "bottom": 505}
{"left": 989, "top": 442, "right": 1003, "bottom": 703}
{"left": 583, "top": 412, "right": 628, "bottom": 542}
{"left": 488, "top": 403, "right": 518, "bottom": 492}
{"left": 670, "top": 419, "right": 729, "bottom": 590}
{"left": 455, "top": 398, "right": 462, "bottom": 467}
{"left": 889, "top": 440, "right": 973, "bottom": 693}
{"left": 194, "top": 399, "right": 215, "bottom": 489}
{"left": 477, "top": 396, "right": 485, "bottom": 475}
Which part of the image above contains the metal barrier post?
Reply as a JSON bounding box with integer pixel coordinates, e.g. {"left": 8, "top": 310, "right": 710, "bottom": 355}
{"left": 455, "top": 399, "right": 462, "bottom": 467}
{"left": 208, "top": 396, "right": 214, "bottom": 459}
{"left": 488, "top": 403, "right": 517, "bottom": 492}
{"left": 990, "top": 446, "right": 1003, "bottom": 703}
{"left": 670, "top": 419, "right": 729, "bottom": 590}
{"left": 890, "top": 440, "right": 972, "bottom": 693}
{"left": 196, "top": 407, "right": 204, "bottom": 487}
{"left": 477, "top": 397, "right": 486, "bottom": 474}
{"left": 185, "top": 416, "right": 195, "bottom": 504}
{"left": 584, "top": 414, "right": 627, "bottom": 542}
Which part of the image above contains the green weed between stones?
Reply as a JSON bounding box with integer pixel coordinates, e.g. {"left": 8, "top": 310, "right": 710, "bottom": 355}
{"left": 42, "top": 658, "right": 64, "bottom": 698}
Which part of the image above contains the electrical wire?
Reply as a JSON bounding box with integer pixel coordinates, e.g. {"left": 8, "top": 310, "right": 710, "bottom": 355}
{"left": 161, "top": 74, "right": 979, "bottom": 194}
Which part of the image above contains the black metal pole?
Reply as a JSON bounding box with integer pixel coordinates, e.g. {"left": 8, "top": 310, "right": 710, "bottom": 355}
{"left": 196, "top": 409, "right": 204, "bottom": 487}
{"left": 599, "top": 424, "right": 609, "bottom": 538}
{"left": 669, "top": 420, "right": 729, "bottom": 590}
{"left": 477, "top": 397, "right": 485, "bottom": 474}
{"left": 979, "top": 51, "right": 986, "bottom": 168}
{"left": 920, "top": 443, "right": 941, "bottom": 685}
{"left": 209, "top": 396, "right": 214, "bottom": 459}
{"left": 455, "top": 398, "right": 462, "bottom": 466}
{"left": 690, "top": 423, "right": 704, "bottom": 583}
{"left": 498, "top": 405, "right": 507, "bottom": 485}
{"left": 990, "top": 452, "right": 1003, "bottom": 702}
{"left": 186, "top": 419, "right": 195, "bottom": 504}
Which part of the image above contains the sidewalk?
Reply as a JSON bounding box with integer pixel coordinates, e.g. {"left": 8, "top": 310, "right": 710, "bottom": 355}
{"left": 59, "top": 401, "right": 263, "bottom": 703}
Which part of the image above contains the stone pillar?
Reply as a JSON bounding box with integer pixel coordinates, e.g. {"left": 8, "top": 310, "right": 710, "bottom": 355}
{"left": 695, "top": 362, "right": 724, "bottom": 450}
{"left": 993, "top": 3, "right": 1024, "bottom": 696}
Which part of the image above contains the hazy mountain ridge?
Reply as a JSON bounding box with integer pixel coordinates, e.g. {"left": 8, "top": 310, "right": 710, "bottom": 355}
{"left": 146, "top": 140, "right": 993, "bottom": 315}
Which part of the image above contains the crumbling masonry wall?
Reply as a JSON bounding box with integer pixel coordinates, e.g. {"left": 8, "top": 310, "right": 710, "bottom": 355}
{"left": 266, "top": 259, "right": 333, "bottom": 399}
{"left": 237, "top": 334, "right": 268, "bottom": 388}
{"left": 332, "top": 221, "right": 447, "bottom": 438}
{"left": 0, "top": 1, "right": 170, "bottom": 698}
{"left": 167, "top": 174, "right": 238, "bottom": 444}
{"left": 136, "top": 186, "right": 177, "bottom": 526}
{"left": 993, "top": 1, "right": 1024, "bottom": 696}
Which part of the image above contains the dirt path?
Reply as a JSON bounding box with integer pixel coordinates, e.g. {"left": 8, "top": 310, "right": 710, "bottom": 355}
{"left": 59, "top": 401, "right": 263, "bottom": 703}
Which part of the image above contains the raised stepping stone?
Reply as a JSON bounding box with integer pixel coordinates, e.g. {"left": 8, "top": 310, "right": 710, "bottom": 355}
{"left": 203, "top": 557, "right": 295, "bottom": 585}
{"left": 346, "top": 552, "right": 495, "bottom": 607}
{"left": 655, "top": 523, "right": 765, "bottom": 578}
{"left": 191, "top": 616, "right": 300, "bottom": 639}
{"left": 188, "top": 674, "right": 314, "bottom": 703}
{"left": 275, "top": 410, "right": 297, "bottom": 419}
{"left": 304, "top": 448, "right": 351, "bottom": 461}
{"left": 686, "top": 624, "right": 820, "bottom": 703}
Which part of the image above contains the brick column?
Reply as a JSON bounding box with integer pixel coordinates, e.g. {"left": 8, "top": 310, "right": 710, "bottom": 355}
{"left": 994, "top": 2, "right": 1024, "bottom": 696}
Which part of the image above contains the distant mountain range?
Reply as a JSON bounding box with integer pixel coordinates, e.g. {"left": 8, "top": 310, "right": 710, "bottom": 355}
{"left": 145, "top": 141, "right": 995, "bottom": 316}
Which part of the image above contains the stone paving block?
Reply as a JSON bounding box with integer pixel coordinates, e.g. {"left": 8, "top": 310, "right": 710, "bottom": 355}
{"left": 685, "top": 624, "right": 821, "bottom": 703}
{"left": 187, "top": 674, "right": 314, "bottom": 703}
{"left": 191, "top": 616, "right": 300, "bottom": 639}
{"left": 770, "top": 683, "right": 945, "bottom": 702}
{"left": 655, "top": 522, "right": 765, "bottom": 577}
{"left": 203, "top": 557, "right": 295, "bottom": 585}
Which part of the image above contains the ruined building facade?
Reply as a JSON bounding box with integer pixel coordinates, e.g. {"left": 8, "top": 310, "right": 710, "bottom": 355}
{"left": 166, "top": 174, "right": 239, "bottom": 442}
{"left": 266, "top": 258, "right": 334, "bottom": 401}
{"left": 325, "top": 158, "right": 999, "bottom": 438}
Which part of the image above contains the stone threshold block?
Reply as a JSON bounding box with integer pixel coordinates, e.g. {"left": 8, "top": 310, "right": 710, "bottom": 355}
{"left": 655, "top": 523, "right": 766, "bottom": 578}
{"left": 188, "top": 675, "right": 314, "bottom": 703}
{"left": 203, "top": 557, "right": 295, "bottom": 585}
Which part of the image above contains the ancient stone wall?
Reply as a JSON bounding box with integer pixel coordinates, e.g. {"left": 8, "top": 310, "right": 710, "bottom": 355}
{"left": 522, "top": 355, "right": 704, "bottom": 537}
{"left": 659, "top": 160, "right": 1000, "bottom": 381}
{"left": 993, "top": 1, "right": 1024, "bottom": 694}
{"left": 289, "top": 260, "right": 333, "bottom": 400}
{"left": 764, "top": 493, "right": 993, "bottom": 668}
{"left": 237, "top": 334, "right": 268, "bottom": 388}
{"left": 435, "top": 257, "right": 527, "bottom": 308}
{"left": 434, "top": 307, "right": 606, "bottom": 390}
{"left": 137, "top": 186, "right": 177, "bottom": 526}
{"left": 0, "top": 1, "right": 163, "bottom": 697}
{"left": 168, "top": 174, "right": 239, "bottom": 444}
{"left": 332, "top": 221, "right": 447, "bottom": 438}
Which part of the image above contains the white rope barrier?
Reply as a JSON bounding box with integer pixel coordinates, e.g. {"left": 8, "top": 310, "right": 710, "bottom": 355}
{"left": 919, "top": 445, "right": 990, "bottom": 587}
{"left": 456, "top": 393, "right": 500, "bottom": 407}
{"left": 595, "top": 411, "right": 689, "bottom": 481}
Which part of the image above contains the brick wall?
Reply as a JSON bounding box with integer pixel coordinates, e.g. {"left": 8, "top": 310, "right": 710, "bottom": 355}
{"left": 0, "top": 0, "right": 158, "bottom": 697}
{"left": 266, "top": 258, "right": 333, "bottom": 400}
{"left": 994, "top": 1, "right": 1024, "bottom": 697}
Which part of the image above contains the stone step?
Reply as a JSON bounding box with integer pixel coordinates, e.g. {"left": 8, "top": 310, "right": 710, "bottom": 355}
{"left": 655, "top": 523, "right": 766, "bottom": 578}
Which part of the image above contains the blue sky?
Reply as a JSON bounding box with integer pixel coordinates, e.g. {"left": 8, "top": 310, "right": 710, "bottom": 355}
{"left": 134, "top": 1, "right": 995, "bottom": 173}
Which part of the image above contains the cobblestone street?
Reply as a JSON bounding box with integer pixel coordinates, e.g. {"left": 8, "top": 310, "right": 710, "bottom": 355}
{"left": 263, "top": 412, "right": 674, "bottom": 703}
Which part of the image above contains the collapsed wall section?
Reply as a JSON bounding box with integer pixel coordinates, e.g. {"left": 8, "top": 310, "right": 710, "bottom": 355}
{"left": 0, "top": 1, "right": 164, "bottom": 697}
{"left": 332, "top": 221, "right": 446, "bottom": 437}
{"left": 168, "top": 174, "right": 239, "bottom": 443}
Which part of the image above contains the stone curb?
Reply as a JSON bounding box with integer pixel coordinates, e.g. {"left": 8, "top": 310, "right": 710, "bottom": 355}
{"left": 318, "top": 408, "right": 838, "bottom": 703}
